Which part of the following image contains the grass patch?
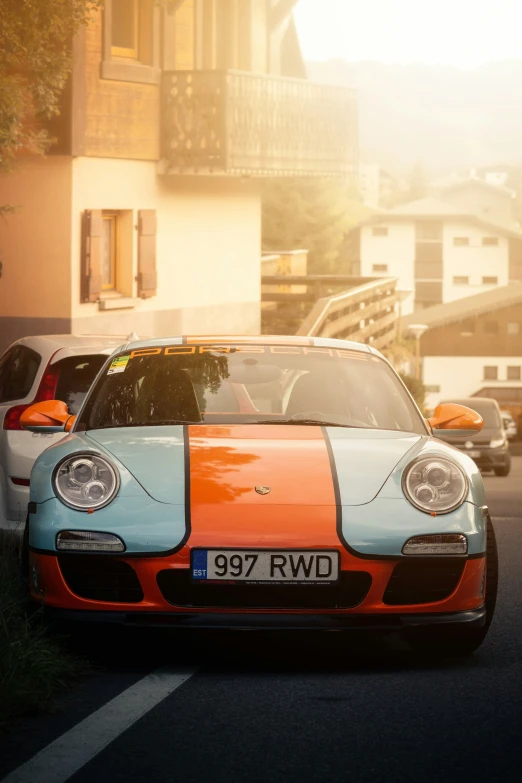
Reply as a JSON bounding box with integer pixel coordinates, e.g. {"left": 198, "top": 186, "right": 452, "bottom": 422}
{"left": 0, "top": 530, "right": 81, "bottom": 728}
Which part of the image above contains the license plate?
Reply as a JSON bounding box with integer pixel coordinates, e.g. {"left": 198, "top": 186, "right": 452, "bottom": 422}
{"left": 468, "top": 450, "right": 481, "bottom": 458}
{"left": 191, "top": 549, "right": 339, "bottom": 584}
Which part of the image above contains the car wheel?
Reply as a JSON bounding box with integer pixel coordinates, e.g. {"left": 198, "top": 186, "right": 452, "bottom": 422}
{"left": 494, "top": 463, "right": 511, "bottom": 477}
{"left": 406, "top": 517, "right": 498, "bottom": 657}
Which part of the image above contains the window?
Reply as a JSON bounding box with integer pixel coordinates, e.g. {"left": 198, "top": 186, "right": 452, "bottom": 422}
{"left": 82, "top": 209, "right": 144, "bottom": 303}
{"left": 372, "top": 264, "right": 388, "bottom": 273}
{"left": 483, "top": 237, "right": 499, "bottom": 246}
{"left": 415, "top": 281, "right": 443, "bottom": 305}
{"left": 507, "top": 366, "right": 521, "bottom": 381}
{"left": 507, "top": 322, "right": 521, "bottom": 335}
{"left": 453, "top": 237, "right": 470, "bottom": 246}
{"left": 415, "top": 242, "right": 443, "bottom": 279}
{"left": 484, "top": 366, "right": 498, "bottom": 380}
{"left": 482, "top": 276, "right": 498, "bottom": 285}
{"left": 111, "top": 0, "right": 139, "bottom": 59}
{"left": 102, "top": 0, "right": 159, "bottom": 84}
{"left": 102, "top": 213, "right": 118, "bottom": 291}
{"left": 453, "top": 276, "right": 469, "bottom": 285}
{"left": 0, "top": 346, "right": 41, "bottom": 403}
{"left": 484, "top": 321, "right": 499, "bottom": 334}
{"left": 372, "top": 227, "right": 388, "bottom": 237}
{"left": 54, "top": 356, "right": 108, "bottom": 414}
{"left": 416, "top": 222, "right": 442, "bottom": 241}
{"left": 460, "top": 319, "right": 475, "bottom": 335}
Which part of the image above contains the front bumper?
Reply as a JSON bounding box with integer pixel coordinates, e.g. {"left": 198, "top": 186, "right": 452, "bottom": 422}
{"left": 41, "top": 605, "right": 487, "bottom": 631}
{"left": 29, "top": 547, "right": 487, "bottom": 623}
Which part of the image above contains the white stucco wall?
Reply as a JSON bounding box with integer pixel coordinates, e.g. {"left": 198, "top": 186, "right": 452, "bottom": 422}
{"left": 442, "top": 223, "right": 509, "bottom": 303}
{"left": 423, "top": 356, "right": 522, "bottom": 411}
{"left": 360, "top": 223, "right": 415, "bottom": 314}
{"left": 70, "top": 157, "right": 262, "bottom": 335}
{"left": 0, "top": 157, "right": 73, "bottom": 320}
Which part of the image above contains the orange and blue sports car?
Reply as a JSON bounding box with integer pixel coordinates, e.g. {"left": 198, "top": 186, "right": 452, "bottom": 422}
{"left": 21, "top": 335, "right": 497, "bottom": 655}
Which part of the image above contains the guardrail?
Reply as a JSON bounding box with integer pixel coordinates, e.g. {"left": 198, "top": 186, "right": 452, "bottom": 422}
{"left": 261, "top": 276, "right": 398, "bottom": 349}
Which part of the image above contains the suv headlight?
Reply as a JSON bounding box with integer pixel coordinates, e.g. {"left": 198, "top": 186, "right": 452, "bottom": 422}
{"left": 403, "top": 457, "right": 468, "bottom": 514}
{"left": 53, "top": 453, "right": 120, "bottom": 511}
{"left": 489, "top": 438, "right": 505, "bottom": 449}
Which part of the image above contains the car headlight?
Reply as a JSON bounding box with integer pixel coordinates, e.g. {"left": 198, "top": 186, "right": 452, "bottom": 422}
{"left": 53, "top": 453, "right": 120, "bottom": 511}
{"left": 489, "top": 438, "right": 505, "bottom": 449}
{"left": 402, "top": 457, "right": 468, "bottom": 514}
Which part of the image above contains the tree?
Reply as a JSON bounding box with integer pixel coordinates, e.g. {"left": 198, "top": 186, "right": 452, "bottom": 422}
{"left": 0, "top": 0, "right": 101, "bottom": 183}
{"left": 262, "top": 177, "right": 373, "bottom": 275}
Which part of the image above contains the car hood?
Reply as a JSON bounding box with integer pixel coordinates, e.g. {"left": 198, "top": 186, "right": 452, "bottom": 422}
{"left": 86, "top": 425, "right": 422, "bottom": 507}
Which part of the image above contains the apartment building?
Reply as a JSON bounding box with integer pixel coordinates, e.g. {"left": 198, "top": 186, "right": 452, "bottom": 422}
{"left": 0, "top": 0, "right": 357, "bottom": 353}
{"left": 359, "top": 178, "right": 522, "bottom": 314}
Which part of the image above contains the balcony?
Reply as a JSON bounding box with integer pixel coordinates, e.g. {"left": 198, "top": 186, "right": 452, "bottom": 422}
{"left": 161, "top": 70, "right": 357, "bottom": 177}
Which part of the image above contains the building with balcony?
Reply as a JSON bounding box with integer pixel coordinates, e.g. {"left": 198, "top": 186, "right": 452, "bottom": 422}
{"left": 0, "top": 0, "right": 357, "bottom": 353}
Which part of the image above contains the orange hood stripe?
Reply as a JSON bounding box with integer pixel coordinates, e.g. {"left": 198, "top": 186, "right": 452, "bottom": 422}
{"left": 187, "top": 424, "right": 340, "bottom": 550}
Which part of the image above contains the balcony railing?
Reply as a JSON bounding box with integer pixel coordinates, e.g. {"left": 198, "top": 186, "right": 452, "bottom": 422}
{"left": 162, "top": 70, "right": 357, "bottom": 176}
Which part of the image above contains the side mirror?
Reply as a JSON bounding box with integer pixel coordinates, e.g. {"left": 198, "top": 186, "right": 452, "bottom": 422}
{"left": 20, "top": 400, "right": 74, "bottom": 433}
{"left": 428, "top": 403, "right": 483, "bottom": 437}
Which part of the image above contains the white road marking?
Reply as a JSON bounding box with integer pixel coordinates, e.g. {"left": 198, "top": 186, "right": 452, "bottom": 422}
{"left": 2, "top": 667, "right": 197, "bottom": 783}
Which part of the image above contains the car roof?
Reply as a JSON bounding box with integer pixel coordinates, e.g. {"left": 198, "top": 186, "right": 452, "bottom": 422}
{"left": 120, "top": 334, "right": 376, "bottom": 354}
{"left": 15, "top": 334, "right": 127, "bottom": 348}
{"left": 11, "top": 334, "right": 127, "bottom": 361}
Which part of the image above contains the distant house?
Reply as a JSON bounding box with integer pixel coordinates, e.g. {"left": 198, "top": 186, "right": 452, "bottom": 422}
{"left": 0, "top": 0, "right": 357, "bottom": 353}
{"left": 429, "top": 176, "right": 517, "bottom": 227}
{"left": 359, "top": 186, "right": 522, "bottom": 315}
{"left": 402, "top": 284, "right": 522, "bottom": 416}
{"left": 358, "top": 163, "right": 396, "bottom": 210}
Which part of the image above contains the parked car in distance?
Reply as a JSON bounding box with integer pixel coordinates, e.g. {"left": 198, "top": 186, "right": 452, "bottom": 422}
{"left": 434, "top": 397, "right": 511, "bottom": 476}
{"left": 21, "top": 335, "right": 497, "bottom": 656}
{"left": 0, "top": 334, "right": 128, "bottom": 533}
{"left": 500, "top": 410, "right": 517, "bottom": 441}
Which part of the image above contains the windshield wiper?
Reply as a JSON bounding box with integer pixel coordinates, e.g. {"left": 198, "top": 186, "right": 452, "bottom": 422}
{"left": 90, "top": 420, "right": 203, "bottom": 429}
{"left": 256, "top": 419, "right": 357, "bottom": 428}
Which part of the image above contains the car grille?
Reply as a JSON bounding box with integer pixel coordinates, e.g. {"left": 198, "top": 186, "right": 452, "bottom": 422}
{"left": 156, "top": 570, "right": 372, "bottom": 609}
{"left": 58, "top": 555, "right": 144, "bottom": 603}
{"left": 382, "top": 558, "right": 466, "bottom": 605}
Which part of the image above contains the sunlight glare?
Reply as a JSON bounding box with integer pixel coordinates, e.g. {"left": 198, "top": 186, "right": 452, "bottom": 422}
{"left": 294, "top": 0, "right": 522, "bottom": 67}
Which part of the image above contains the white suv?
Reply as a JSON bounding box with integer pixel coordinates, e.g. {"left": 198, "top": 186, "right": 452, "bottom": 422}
{"left": 0, "top": 334, "right": 126, "bottom": 533}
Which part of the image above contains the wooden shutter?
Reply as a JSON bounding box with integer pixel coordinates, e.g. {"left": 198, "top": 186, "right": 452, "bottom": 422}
{"left": 138, "top": 209, "right": 158, "bottom": 298}
{"left": 81, "top": 210, "right": 102, "bottom": 303}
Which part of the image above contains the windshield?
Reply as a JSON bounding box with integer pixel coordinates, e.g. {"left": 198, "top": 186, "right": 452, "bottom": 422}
{"left": 76, "top": 344, "right": 427, "bottom": 434}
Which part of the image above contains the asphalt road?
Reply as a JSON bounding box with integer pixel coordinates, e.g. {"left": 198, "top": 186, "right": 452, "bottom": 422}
{"left": 2, "top": 459, "right": 522, "bottom": 783}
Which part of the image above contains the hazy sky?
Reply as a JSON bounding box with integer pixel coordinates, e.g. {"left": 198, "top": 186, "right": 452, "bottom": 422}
{"left": 294, "top": 0, "right": 522, "bottom": 67}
